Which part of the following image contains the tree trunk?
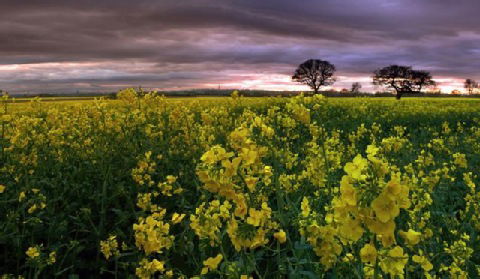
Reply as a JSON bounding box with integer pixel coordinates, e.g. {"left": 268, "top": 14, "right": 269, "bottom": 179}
{"left": 396, "top": 91, "right": 403, "bottom": 100}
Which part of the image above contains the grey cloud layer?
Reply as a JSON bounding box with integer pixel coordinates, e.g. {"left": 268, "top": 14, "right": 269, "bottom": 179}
{"left": 0, "top": 0, "right": 479, "bottom": 92}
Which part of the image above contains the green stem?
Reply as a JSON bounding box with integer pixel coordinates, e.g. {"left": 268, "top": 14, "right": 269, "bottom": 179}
{"left": 373, "top": 236, "right": 379, "bottom": 279}
{"left": 1, "top": 96, "right": 7, "bottom": 166}
{"left": 114, "top": 256, "right": 118, "bottom": 279}
{"left": 320, "top": 129, "right": 332, "bottom": 196}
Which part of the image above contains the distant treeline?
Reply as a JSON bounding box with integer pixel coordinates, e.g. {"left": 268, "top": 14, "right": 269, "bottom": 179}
{"left": 6, "top": 89, "right": 480, "bottom": 99}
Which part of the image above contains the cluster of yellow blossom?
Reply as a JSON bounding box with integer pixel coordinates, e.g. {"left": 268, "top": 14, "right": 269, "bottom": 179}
{"left": 18, "top": 188, "right": 46, "bottom": 214}
{"left": 195, "top": 127, "right": 282, "bottom": 252}
{"left": 25, "top": 246, "right": 56, "bottom": 266}
{"left": 25, "top": 247, "right": 40, "bottom": 259}
{"left": 190, "top": 200, "right": 231, "bottom": 245}
{"left": 298, "top": 196, "right": 342, "bottom": 268}
{"left": 133, "top": 209, "right": 174, "bottom": 255}
{"left": 100, "top": 235, "right": 119, "bottom": 260}
{"left": 201, "top": 254, "right": 223, "bottom": 275}
{"left": 135, "top": 258, "right": 172, "bottom": 279}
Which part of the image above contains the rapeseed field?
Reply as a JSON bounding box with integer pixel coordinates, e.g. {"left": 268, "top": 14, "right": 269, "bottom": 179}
{"left": 1, "top": 90, "right": 479, "bottom": 278}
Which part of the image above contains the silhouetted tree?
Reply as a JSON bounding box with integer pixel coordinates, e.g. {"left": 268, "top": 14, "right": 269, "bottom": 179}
{"left": 464, "top": 79, "right": 478, "bottom": 94}
{"left": 351, "top": 82, "right": 362, "bottom": 94}
{"left": 373, "top": 65, "right": 435, "bottom": 99}
{"left": 292, "top": 59, "right": 336, "bottom": 94}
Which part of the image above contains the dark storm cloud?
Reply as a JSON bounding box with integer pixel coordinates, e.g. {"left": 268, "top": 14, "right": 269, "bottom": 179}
{"left": 0, "top": 0, "right": 479, "bottom": 93}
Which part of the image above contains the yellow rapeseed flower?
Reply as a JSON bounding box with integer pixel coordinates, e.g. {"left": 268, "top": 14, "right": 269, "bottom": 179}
{"left": 380, "top": 246, "right": 408, "bottom": 277}
{"left": 360, "top": 243, "right": 377, "bottom": 263}
{"left": 301, "top": 197, "right": 310, "bottom": 217}
{"left": 18, "top": 191, "right": 26, "bottom": 202}
{"left": 201, "top": 254, "right": 223, "bottom": 274}
{"left": 384, "top": 179, "right": 402, "bottom": 199}
{"left": 171, "top": 213, "right": 185, "bottom": 224}
{"left": 133, "top": 211, "right": 174, "bottom": 255}
{"left": 135, "top": 258, "right": 166, "bottom": 279}
{"left": 340, "top": 177, "right": 357, "bottom": 206}
{"left": 151, "top": 259, "right": 165, "bottom": 271}
{"left": 344, "top": 155, "right": 368, "bottom": 180}
{"left": 240, "top": 148, "right": 258, "bottom": 166}
{"left": 339, "top": 217, "right": 364, "bottom": 242}
{"left": 234, "top": 196, "right": 248, "bottom": 218}
{"left": 366, "top": 144, "right": 379, "bottom": 157}
{"left": 453, "top": 153, "right": 467, "bottom": 168}
{"left": 166, "top": 175, "right": 177, "bottom": 184}
{"left": 274, "top": 230, "right": 287, "bottom": 243}
{"left": 244, "top": 176, "right": 258, "bottom": 192}
{"left": 100, "top": 235, "right": 119, "bottom": 260}
{"left": 413, "top": 255, "right": 433, "bottom": 271}
{"left": 47, "top": 251, "right": 56, "bottom": 265}
{"left": 399, "top": 229, "right": 422, "bottom": 246}
{"left": 371, "top": 194, "right": 400, "bottom": 223}
{"left": 222, "top": 157, "right": 242, "bottom": 177}
{"left": 246, "top": 208, "right": 264, "bottom": 227}
{"left": 27, "top": 204, "right": 38, "bottom": 214}
{"left": 26, "top": 246, "right": 40, "bottom": 259}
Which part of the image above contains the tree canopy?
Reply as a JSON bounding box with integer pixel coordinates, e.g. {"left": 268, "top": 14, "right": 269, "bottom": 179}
{"left": 464, "top": 79, "right": 478, "bottom": 94}
{"left": 351, "top": 82, "right": 362, "bottom": 94}
{"left": 292, "top": 59, "right": 336, "bottom": 94}
{"left": 373, "top": 65, "right": 435, "bottom": 99}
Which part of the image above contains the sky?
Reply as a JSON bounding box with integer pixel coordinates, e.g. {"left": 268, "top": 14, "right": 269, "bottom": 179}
{"left": 1, "top": 0, "right": 479, "bottom": 94}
